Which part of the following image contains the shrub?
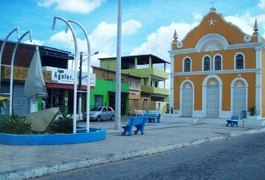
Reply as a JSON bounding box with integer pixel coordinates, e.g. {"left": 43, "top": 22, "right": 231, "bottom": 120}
{"left": 0, "top": 114, "right": 31, "bottom": 134}
{"left": 50, "top": 115, "right": 73, "bottom": 134}
{"left": 248, "top": 106, "right": 256, "bottom": 116}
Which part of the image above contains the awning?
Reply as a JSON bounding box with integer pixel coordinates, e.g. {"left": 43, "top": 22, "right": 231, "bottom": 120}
{"left": 47, "top": 83, "right": 74, "bottom": 90}
{"left": 47, "top": 83, "right": 91, "bottom": 90}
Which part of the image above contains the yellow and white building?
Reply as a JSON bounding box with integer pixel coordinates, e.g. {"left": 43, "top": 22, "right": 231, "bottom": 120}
{"left": 169, "top": 7, "right": 265, "bottom": 119}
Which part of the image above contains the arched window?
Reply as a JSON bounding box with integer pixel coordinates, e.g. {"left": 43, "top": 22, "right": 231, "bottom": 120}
{"left": 184, "top": 58, "right": 191, "bottom": 72}
{"left": 235, "top": 53, "right": 244, "bottom": 69}
{"left": 214, "top": 55, "right": 222, "bottom": 70}
{"left": 203, "top": 56, "right": 210, "bottom": 71}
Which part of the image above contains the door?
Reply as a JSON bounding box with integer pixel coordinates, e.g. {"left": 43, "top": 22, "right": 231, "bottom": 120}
{"left": 232, "top": 80, "right": 246, "bottom": 116}
{"left": 206, "top": 78, "right": 219, "bottom": 117}
{"left": 13, "top": 84, "right": 30, "bottom": 116}
{"left": 182, "top": 82, "right": 193, "bottom": 117}
{"left": 94, "top": 95, "right": 103, "bottom": 107}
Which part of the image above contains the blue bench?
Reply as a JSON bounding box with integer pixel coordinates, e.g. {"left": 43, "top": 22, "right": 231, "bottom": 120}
{"left": 144, "top": 113, "right": 161, "bottom": 123}
{"left": 122, "top": 116, "right": 146, "bottom": 136}
{"left": 226, "top": 115, "right": 239, "bottom": 127}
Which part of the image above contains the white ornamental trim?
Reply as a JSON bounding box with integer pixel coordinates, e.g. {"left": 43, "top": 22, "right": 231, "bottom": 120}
{"left": 177, "top": 41, "right": 183, "bottom": 48}
{"left": 244, "top": 35, "right": 252, "bottom": 43}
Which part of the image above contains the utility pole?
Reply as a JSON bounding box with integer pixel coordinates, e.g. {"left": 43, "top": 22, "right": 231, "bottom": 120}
{"left": 78, "top": 52, "right": 83, "bottom": 120}
{"left": 115, "top": 0, "right": 122, "bottom": 129}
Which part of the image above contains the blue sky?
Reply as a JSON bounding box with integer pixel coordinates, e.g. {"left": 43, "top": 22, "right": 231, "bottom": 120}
{"left": 1, "top": 0, "right": 265, "bottom": 67}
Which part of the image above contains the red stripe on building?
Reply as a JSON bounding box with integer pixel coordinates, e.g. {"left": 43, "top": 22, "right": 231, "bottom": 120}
{"left": 46, "top": 83, "right": 90, "bottom": 90}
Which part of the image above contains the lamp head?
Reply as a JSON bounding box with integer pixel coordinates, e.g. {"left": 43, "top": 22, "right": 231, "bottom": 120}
{"left": 93, "top": 51, "right": 99, "bottom": 55}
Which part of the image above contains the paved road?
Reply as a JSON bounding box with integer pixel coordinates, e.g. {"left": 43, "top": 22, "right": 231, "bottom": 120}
{"left": 35, "top": 132, "right": 265, "bottom": 180}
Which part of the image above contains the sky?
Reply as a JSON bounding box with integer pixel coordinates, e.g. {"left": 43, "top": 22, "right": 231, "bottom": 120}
{"left": 1, "top": 0, "right": 265, "bottom": 69}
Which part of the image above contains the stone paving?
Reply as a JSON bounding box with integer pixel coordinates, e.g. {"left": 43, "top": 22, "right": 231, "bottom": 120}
{"left": 0, "top": 116, "right": 264, "bottom": 179}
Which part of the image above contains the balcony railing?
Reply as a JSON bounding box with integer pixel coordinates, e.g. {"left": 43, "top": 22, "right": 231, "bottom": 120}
{"left": 141, "top": 85, "right": 169, "bottom": 95}
{"left": 122, "top": 67, "right": 168, "bottom": 79}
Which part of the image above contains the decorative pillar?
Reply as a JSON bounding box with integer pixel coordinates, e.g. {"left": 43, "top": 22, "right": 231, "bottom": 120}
{"left": 9, "top": 30, "right": 32, "bottom": 115}
{"left": 255, "top": 46, "right": 262, "bottom": 118}
{"left": 0, "top": 28, "right": 19, "bottom": 91}
{"left": 67, "top": 19, "right": 92, "bottom": 132}
{"left": 169, "top": 54, "right": 175, "bottom": 113}
{"left": 169, "top": 30, "right": 178, "bottom": 114}
{"left": 52, "top": 17, "right": 78, "bottom": 133}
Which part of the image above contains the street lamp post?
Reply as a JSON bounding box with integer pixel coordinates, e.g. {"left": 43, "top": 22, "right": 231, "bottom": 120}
{"left": 9, "top": 30, "right": 32, "bottom": 115}
{"left": 0, "top": 28, "right": 19, "bottom": 91}
{"left": 78, "top": 51, "right": 98, "bottom": 132}
{"left": 78, "top": 52, "right": 83, "bottom": 121}
{"left": 52, "top": 17, "right": 79, "bottom": 134}
{"left": 67, "top": 19, "right": 92, "bottom": 132}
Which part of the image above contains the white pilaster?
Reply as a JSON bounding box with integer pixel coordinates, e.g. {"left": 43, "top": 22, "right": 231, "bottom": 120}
{"left": 169, "top": 54, "right": 175, "bottom": 113}
{"left": 255, "top": 46, "right": 262, "bottom": 118}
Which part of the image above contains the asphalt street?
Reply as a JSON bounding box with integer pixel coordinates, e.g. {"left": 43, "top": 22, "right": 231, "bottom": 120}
{"left": 35, "top": 132, "right": 265, "bottom": 180}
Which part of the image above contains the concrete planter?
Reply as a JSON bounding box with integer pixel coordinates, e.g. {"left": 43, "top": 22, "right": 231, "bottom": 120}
{"left": 0, "top": 128, "right": 106, "bottom": 145}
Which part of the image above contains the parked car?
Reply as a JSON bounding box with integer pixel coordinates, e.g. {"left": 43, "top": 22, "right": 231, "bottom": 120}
{"left": 83, "top": 106, "right": 115, "bottom": 122}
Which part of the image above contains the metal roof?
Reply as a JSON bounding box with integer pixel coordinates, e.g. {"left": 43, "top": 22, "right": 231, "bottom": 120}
{"left": 40, "top": 46, "right": 74, "bottom": 60}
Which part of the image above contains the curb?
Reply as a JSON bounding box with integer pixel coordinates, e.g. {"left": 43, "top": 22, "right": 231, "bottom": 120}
{"left": 229, "top": 127, "right": 265, "bottom": 137}
{"left": 1, "top": 128, "right": 265, "bottom": 179}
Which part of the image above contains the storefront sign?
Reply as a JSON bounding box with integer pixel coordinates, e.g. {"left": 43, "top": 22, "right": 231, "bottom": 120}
{"left": 43, "top": 66, "right": 95, "bottom": 86}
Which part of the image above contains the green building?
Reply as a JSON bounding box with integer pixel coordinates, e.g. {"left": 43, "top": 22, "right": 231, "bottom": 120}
{"left": 91, "top": 66, "right": 130, "bottom": 115}
{"left": 98, "top": 54, "right": 170, "bottom": 113}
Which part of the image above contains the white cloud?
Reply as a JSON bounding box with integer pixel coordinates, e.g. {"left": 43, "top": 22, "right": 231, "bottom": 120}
{"left": 130, "top": 22, "right": 198, "bottom": 61}
{"left": 38, "top": 0, "right": 105, "bottom": 14}
{"left": 224, "top": 13, "right": 254, "bottom": 35}
{"left": 89, "top": 20, "right": 142, "bottom": 60}
{"left": 258, "top": 0, "right": 265, "bottom": 9}
{"left": 24, "top": 39, "right": 45, "bottom": 46}
{"left": 49, "top": 19, "right": 142, "bottom": 67}
{"left": 50, "top": 31, "right": 74, "bottom": 48}
{"left": 193, "top": 12, "right": 203, "bottom": 22}
{"left": 49, "top": 31, "right": 90, "bottom": 55}
{"left": 123, "top": 20, "right": 142, "bottom": 35}
{"left": 130, "top": 12, "right": 202, "bottom": 61}
{"left": 224, "top": 13, "right": 265, "bottom": 39}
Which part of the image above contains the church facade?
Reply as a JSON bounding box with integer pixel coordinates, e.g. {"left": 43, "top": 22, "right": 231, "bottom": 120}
{"left": 169, "top": 8, "right": 265, "bottom": 119}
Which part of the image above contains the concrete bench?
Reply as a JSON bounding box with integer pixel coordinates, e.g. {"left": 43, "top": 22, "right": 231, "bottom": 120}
{"left": 226, "top": 115, "right": 239, "bottom": 127}
{"left": 122, "top": 116, "right": 146, "bottom": 136}
{"left": 144, "top": 113, "right": 161, "bottom": 123}
{"left": 134, "top": 110, "right": 146, "bottom": 116}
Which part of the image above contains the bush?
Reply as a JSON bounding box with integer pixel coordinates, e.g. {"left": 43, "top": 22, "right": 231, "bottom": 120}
{"left": 248, "top": 106, "right": 256, "bottom": 116}
{"left": 50, "top": 115, "right": 73, "bottom": 134}
{"left": 0, "top": 114, "right": 31, "bottom": 134}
